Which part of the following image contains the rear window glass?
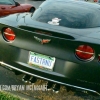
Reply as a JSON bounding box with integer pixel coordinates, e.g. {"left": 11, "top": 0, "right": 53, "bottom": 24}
{"left": 32, "top": 2, "right": 100, "bottom": 28}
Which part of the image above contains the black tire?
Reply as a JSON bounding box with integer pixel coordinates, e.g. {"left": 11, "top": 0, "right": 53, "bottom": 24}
{"left": 29, "top": 7, "right": 35, "bottom": 13}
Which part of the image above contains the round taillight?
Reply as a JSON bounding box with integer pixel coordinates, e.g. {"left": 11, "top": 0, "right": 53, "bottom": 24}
{"left": 75, "top": 45, "right": 94, "bottom": 61}
{"left": 3, "top": 28, "right": 15, "bottom": 42}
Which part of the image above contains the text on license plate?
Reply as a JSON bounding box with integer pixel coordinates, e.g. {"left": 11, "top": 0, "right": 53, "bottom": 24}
{"left": 28, "top": 51, "right": 56, "bottom": 70}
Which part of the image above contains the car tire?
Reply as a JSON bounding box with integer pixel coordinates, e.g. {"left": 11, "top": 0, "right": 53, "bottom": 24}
{"left": 29, "top": 7, "right": 35, "bottom": 13}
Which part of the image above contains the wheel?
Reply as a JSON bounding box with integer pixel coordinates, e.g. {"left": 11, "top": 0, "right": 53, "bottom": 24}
{"left": 29, "top": 7, "right": 35, "bottom": 13}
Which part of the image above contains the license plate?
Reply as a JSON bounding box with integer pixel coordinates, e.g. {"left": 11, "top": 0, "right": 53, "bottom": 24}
{"left": 28, "top": 51, "right": 56, "bottom": 71}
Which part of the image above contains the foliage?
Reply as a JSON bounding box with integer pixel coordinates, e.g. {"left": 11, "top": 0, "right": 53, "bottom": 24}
{"left": 0, "top": 91, "right": 21, "bottom": 100}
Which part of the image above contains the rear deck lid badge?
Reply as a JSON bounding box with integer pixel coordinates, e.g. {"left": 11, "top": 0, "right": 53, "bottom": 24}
{"left": 48, "top": 18, "right": 61, "bottom": 25}
{"left": 34, "top": 36, "right": 51, "bottom": 44}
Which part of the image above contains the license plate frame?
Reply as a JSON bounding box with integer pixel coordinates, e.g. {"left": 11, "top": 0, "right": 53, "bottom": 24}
{"left": 28, "top": 51, "right": 56, "bottom": 71}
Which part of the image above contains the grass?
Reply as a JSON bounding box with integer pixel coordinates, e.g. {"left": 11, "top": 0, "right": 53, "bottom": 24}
{"left": 0, "top": 91, "right": 21, "bottom": 100}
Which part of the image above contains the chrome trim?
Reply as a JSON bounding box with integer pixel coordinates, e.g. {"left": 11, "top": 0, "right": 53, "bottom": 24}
{"left": 0, "top": 61, "right": 100, "bottom": 95}
{"left": 4, "top": 32, "right": 15, "bottom": 36}
{"left": 76, "top": 49, "right": 94, "bottom": 55}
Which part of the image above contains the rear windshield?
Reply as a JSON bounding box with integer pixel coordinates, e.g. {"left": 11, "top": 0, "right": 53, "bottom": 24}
{"left": 32, "top": 1, "right": 100, "bottom": 28}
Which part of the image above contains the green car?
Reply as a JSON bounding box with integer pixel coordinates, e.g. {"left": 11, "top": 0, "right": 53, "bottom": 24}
{"left": 0, "top": 0, "right": 100, "bottom": 95}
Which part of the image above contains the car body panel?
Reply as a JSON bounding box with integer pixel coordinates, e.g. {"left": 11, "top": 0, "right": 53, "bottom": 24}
{"left": 0, "top": 5, "right": 24, "bottom": 16}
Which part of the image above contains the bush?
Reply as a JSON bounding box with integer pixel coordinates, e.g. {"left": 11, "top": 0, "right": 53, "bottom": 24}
{"left": 0, "top": 91, "right": 21, "bottom": 100}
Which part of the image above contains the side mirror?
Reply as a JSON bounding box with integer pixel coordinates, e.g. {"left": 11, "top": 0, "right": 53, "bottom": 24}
{"left": 15, "top": 2, "right": 20, "bottom": 6}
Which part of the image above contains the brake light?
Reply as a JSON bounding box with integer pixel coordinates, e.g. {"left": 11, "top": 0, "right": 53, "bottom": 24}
{"left": 75, "top": 45, "right": 94, "bottom": 61}
{"left": 3, "top": 28, "right": 15, "bottom": 42}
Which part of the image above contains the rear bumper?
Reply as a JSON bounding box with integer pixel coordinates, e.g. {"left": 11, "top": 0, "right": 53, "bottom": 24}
{"left": 0, "top": 41, "right": 100, "bottom": 95}
{"left": 0, "top": 61, "right": 100, "bottom": 95}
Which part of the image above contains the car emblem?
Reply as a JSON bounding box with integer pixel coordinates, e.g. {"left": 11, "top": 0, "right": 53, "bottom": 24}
{"left": 34, "top": 36, "right": 51, "bottom": 44}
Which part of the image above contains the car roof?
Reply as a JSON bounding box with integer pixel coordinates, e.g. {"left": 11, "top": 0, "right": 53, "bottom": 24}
{"left": 44, "top": 0, "right": 100, "bottom": 10}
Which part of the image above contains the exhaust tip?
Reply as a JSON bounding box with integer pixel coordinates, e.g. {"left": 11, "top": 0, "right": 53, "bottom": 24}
{"left": 66, "top": 86, "right": 73, "bottom": 92}
{"left": 47, "top": 81, "right": 54, "bottom": 91}
{"left": 22, "top": 74, "right": 31, "bottom": 83}
{"left": 29, "top": 76, "right": 37, "bottom": 84}
{"left": 53, "top": 84, "right": 60, "bottom": 93}
{"left": 14, "top": 70, "right": 22, "bottom": 75}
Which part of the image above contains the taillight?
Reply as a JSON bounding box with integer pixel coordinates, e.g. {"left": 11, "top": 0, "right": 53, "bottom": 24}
{"left": 2, "top": 28, "right": 15, "bottom": 42}
{"left": 75, "top": 45, "right": 94, "bottom": 61}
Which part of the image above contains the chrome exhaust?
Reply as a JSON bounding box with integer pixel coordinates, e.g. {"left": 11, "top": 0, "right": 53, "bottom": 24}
{"left": 47, "top": 81, "right": 54, "bottom": 91}
{"left": 29, "top": 76, "right": 37, "bottom": 84}
{"left": 53, "top": 84, "right": 60, "bottom": 93}
{"left": 22, "top": 74, "right": 31, "bottom": 83}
